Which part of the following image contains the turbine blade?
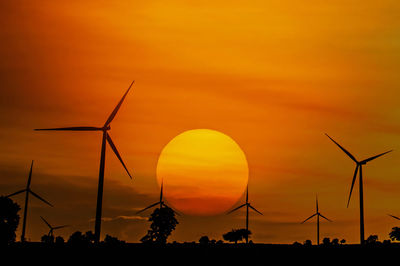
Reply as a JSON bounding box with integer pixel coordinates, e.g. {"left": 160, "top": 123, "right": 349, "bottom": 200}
{"left": 136, "top": 202, "right": 160, "bottom": 214}
{"left": 35, "top": 127, "right": 102, "bottom": 131}
{"left": 27, "top": 160, "right": 34, "bottom": 188}
{"left": 53, "top": 225, "right": 69, "bottom": 230}
{"left": 249, "top": 205, "right": 263, "bottom": 215}
{"left": 301, "top": 213, "right": 317, "bottom": 224}
{"left": 106, "top": 134, "right": 132, "bottom": 179}
{"left": 6, "top": 189, "right": 26, "bottom": 198}
{"left": 325, "top": 134, "right": 358, "bottom": 163}
{"left": 29, "top": 190, "right": 53, "bottom": 207}
{"left": 316, "top": 195, "right": 319, "bottom": 213}
{"left": 361, "top": 150, "right": 393, "bottom": 164}
{"left": 319, "top": 213, "right": 332, "bottom": 222}
{"left": 347, "top": 165, "right": 359, "bottom": 208}
{"left": 388, "top": 214, "right": 400, "bottom": 221}
{"left": 227, "top": 204, "right": 246, "bottom": 214}
{"left": 104, "top": 81, "right": 134, "bottom": 127}
{"left": 40, "top": 216, "right": 52, "bottom": 229}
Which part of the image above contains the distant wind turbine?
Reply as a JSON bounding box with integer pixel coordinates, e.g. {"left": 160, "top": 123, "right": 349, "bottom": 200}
{"left": 227, "top": 185, "right": 262, "bottom": 244}
{"left": 7, "top": 161, "right": 53, "bottom": 242}
{"left": 136, "top": 179, "right": 179, "bottom": 215}
{"left": 40, "top": 216, "right": 69, "bottom": 238}
{"left": 301, "top": 196, "right": 332, "bottom": 245}
{"left": 35, "top": 81, "right": 134, "bottom": 243}
{"left": 326, "top": 134, "right": 392, "bottom": 244}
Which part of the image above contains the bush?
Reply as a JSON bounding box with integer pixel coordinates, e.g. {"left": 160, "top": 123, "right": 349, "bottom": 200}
{"left": 199, "top": 236, "right": 210, "bottom": 245}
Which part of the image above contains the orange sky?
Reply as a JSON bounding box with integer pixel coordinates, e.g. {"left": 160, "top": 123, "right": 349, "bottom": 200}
{"left": 0, "top": 0, "right": 400, "bottom": 244}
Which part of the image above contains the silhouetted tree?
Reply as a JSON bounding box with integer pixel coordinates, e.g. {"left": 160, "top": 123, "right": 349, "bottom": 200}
{"left": 140, "top": 206, "right": 178, "bottom": 244}
{"left": 340, "top": 239, "right": 346, "bottom": 245}
{"left": 199, "top": 236, "right": 210, "bottom": 245}
{"left": 389, "top": 227, "right": 400, "bottom": 242}
{"left": 41, "top": 234, "right": 54, "bottom": 244}
{"left": 55, "top": 236, "right": 64, "bottom": 245}
{"left": 68, "top": 231, "right": 95, "bottom": 246}
{"left": 303, "top": 239, "right": 312, "bottom": 246}
{"left": 366, "top": 235, "right": 379, "bottom": 245}
{"left": 322, "top": 237, "right": 331, "bottom": 246}
{"left": 104, "top": 234, "right": 125, "bottom": 246}
{"left": 0, "top": 196, "right": 20, "bottom": 245}
{"left": 383, "top": 239, "right": 391, "bottom": 246}
{"left": 85, "top": 230, "right": 96, "bottom": 243}
{"left": 222, "top": 229, "right": 251, "bottom": 244}
{"left": 331, "top": 238, "right": 339, "bottom": 246}
{"left": 292, "top": 241, "right": 302, "bottom": 247}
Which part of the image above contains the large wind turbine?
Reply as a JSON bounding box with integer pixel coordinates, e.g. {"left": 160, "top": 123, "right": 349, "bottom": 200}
{"left": 35, "top": 81, "right": 134, "bottom": 243}
{"left": 227, "top": 185, "right": 262, "bottom": 244}
{"left": 326, "top": 134, "right": 392, "bottom": 244}
{"left": 136, "top": 180, "right": 179, "bottom": 215}
{"left": 301, "top": 196, "right": 332, "bottom": 245}
{"left": 40, "top": 216, "right": 69, "bottom": 238}
{"left": 7, "top": 161, "right": 53, "bottom": 242}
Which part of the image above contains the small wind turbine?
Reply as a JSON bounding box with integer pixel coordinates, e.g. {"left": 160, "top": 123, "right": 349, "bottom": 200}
{"left": 35, "top": 81, "right": 134, "bottom": 243}
{"left": 326, "top": 134, "right": 392, "bottom": 244}
{"left": 40, "top": 216, "right": 69, "bottom": 238}
{"left": 7, "top": 161, "right": 53, "bottom": 242}
{"left": 227, "top": 185, "right": 262, "bottom": 244}
{"left": 301, "top": 196, "right": 332, "bottom": 245}
{"left": 136, "top": 180, "right": 179, "bottom": 215}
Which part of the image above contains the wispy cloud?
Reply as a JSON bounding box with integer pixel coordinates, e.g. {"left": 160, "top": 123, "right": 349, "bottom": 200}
{"left": 89, "top": 215, "right": 147, "bottom": 223}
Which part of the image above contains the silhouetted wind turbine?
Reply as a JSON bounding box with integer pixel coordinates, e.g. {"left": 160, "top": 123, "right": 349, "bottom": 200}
{"left": 227, "top": 185, "right": 262, "bottom": 244}
{"left": 40, "top": 216, "right": 69, "bottom": 238}
{"left": 35, "top": 81, "right": 134, "bottom": 243}
{"left": 301, "top": 196, "right": 332, "bottom": 245}
{"left": 136, "top": 179, "right": 179, "bottom": 215}
{"left": 388, "top": 214, "right": 400, "bottom": 221}
{"left": 6, "top": 161, "right": 53, "bottom": 242}
{"left": 326, "top": 134, "right": 392, "bottom": 244}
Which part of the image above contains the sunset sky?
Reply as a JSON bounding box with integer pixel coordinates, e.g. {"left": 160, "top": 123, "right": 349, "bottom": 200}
{"left": 1, "top": 0, "right": 400, "bottom": 244}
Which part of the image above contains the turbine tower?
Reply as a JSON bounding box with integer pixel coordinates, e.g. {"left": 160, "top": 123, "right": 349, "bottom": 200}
{"left": 301, "top": 196, "right": 332, "bottom": 245}
{"left": 326, "top": 134, "right": 392, "bottom": 244}
{"left": 7, "top": 161, "right": 53, "bottom": 242}
{"left": 40, "top": 216, "right": 69, "bottom": 238}
{"left": 136, "top": 179, "right": 179, "bottom": 215}
{"left": 35, "top": 81, "right": 134, "bottom": 243}
{"left": 227, "top": 185, "right": 262, "bottom": 244}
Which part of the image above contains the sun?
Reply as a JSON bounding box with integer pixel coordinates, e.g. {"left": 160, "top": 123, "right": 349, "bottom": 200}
{"left": 156, "top": 129, "right": 249, "bottom": 216}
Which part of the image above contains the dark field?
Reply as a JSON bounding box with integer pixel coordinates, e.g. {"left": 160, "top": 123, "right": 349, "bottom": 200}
{"left": 3, "top": 243, "right": 400, "bottom": 266}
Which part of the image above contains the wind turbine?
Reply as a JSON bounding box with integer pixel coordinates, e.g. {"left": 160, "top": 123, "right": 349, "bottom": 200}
{"left": 40, "top": 216, "right": 69, "bottom": 238}
{"left": 7, "top": 161, "right": 53, "bottom": 242}
{"left": 35, "top": 81, "right": 134, "bottom": 243}
{"left": 326, "top": 134, "right": 392, "bottom": 244}
{"left": 301, "top": 196, "right": 332, "bottom": 245}
{"left": 227, "top": 185, "right": 262, "bottom": 244}
{"left": 136, "top": 179, "right": 179, "bottom": 215}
